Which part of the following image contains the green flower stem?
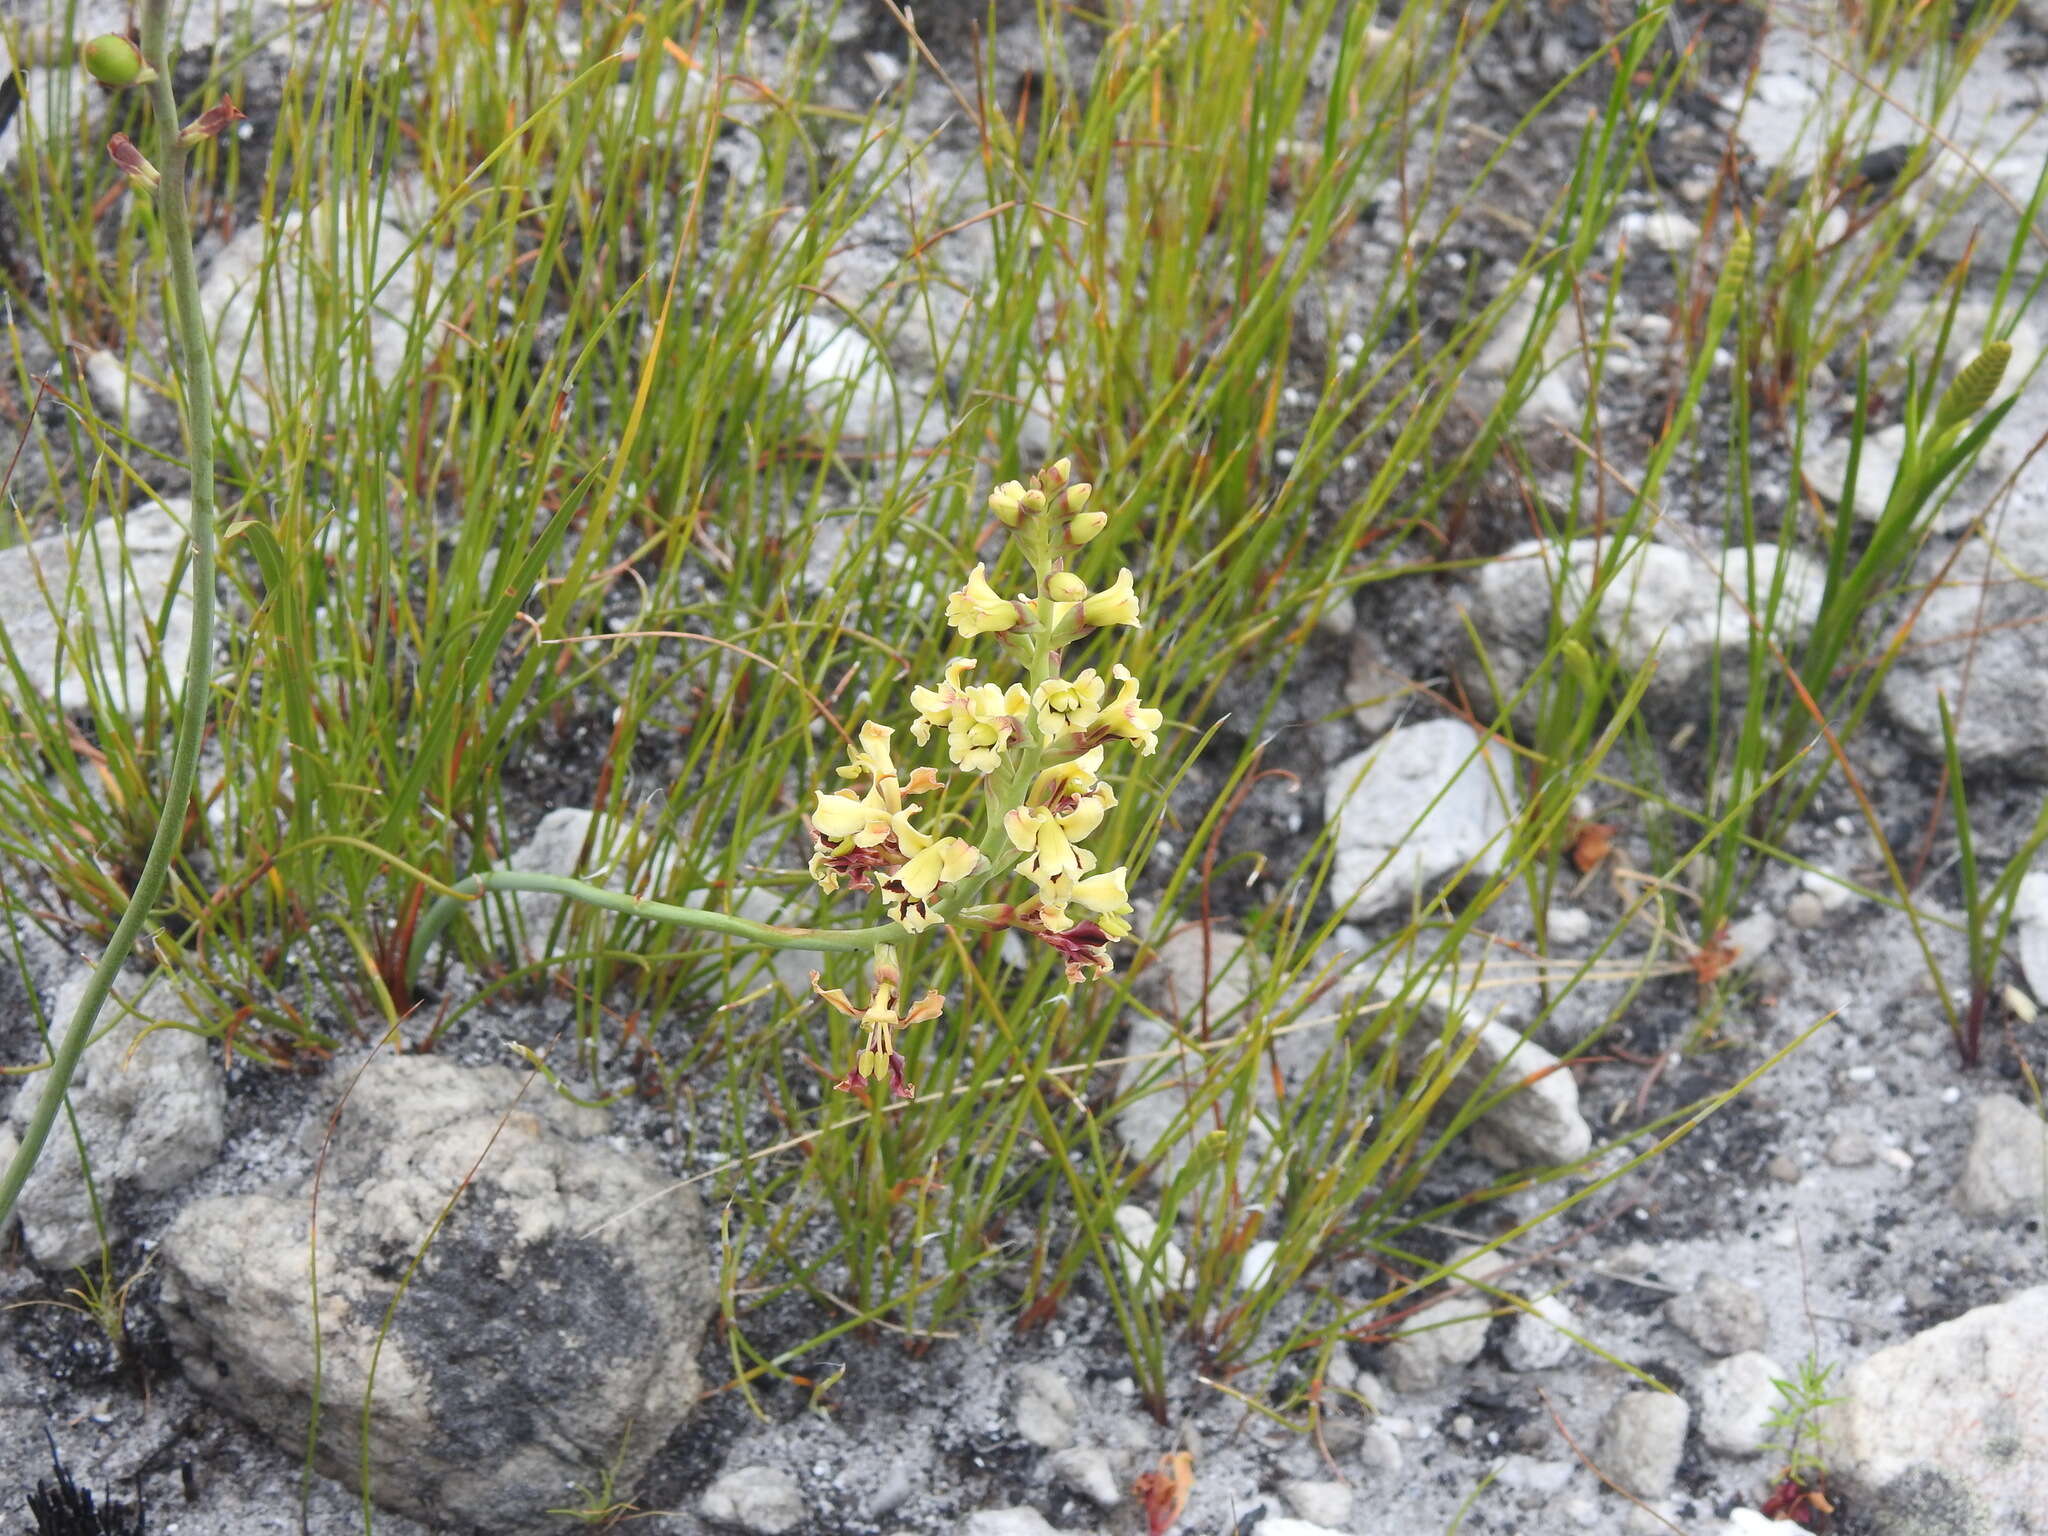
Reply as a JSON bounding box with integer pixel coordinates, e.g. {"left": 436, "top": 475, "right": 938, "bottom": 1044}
{"left": 0, "top": 0, "right": 218, "bottom": 1230}
{"left": 403, "top": 872, "right": 907, "bottom": 997}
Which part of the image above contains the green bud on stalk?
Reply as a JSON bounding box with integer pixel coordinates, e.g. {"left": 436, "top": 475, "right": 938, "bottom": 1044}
{"left": 81, "top": 33, "right": 157, "bottom": 87}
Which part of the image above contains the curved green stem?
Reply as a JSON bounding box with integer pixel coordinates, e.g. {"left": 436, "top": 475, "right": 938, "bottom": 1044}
{"left": 0, "top": 1, "right": 218, "bottom": 1230}
{"left": 403, "top": 872, "right": 908, "bottom": 997}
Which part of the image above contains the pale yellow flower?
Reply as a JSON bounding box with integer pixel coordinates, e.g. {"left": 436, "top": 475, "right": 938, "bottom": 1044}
{"left": 1088, "top": 664, "right": 1162, "bottom": 756}
{"left": 1003, "top": 806, "right": 1097, "bottom": 888}
{"left": 807, "top": 720, "right": 941, "bottom": 891}
{"left": 910, "top": 657, "right": 1030, "bottom": 774}
{"left": 885, "top": 836, "right": 982, "bottom": 932}
{"left": 945, "top": 563, "right": 1023, "bottom": 638}
{"left": 1031, "top": 670, "right": 1106, "bottom": 743}
{"left": 811, "top": 945, "right": 944, "bottom": 1099}
{"left": 1005, "top": 748, "right": 1116, "bottom": 890}
{"left": 1080, "top": 568, "right": 1142, "bottom": 629}
{"left": 1068, "top": 865, "right": 1134, "bottom": 940}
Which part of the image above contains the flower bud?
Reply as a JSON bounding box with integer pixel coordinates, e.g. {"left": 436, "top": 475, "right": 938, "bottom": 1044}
{"left": 106, "top": 134, "right": 160, "bottom": 191}
{"left": 1066, "top": 510, "right": 1108, "bottom": 546}
{"left": 1062, "top": 483, "right": 1093, "bottom": 516}
{"left": 81, "top": 34, "right": 156, "bottom": 87}
{"left": 1044, "top": 571, "right": 1088, "bottom": 602}
{"left": 1020, "top": 487, "right": 1047, "bottom": 515}
{"left": 178, "top": 95, "right": 248, "bottom": 147}
{"left": 988, "top": 480, "right": 1028, "bottom": 526}
{"left": 1038, "top": 457, "right": 1072, "bottom": 493}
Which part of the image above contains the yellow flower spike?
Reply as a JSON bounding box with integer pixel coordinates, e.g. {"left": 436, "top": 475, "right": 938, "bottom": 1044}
{"left": 945, "top": 563, "right": 1024, "bottom": 638}
{"left": 1045, "top": 571, "right": 1088, "bottom": 603}
{"left": 1089, "top": 664, "right": 1163, "bottom": 756}
{"left": 1080, "top": 568, "right": 1142, "bottom": 629}
{"left": 1032, "top": 671, "right": 1106, "bottom": 742}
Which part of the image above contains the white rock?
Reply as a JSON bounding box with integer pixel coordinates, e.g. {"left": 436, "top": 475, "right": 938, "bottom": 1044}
{"left": 2016, "top": 873, "right": 2048, "bottom": 999}
{"left": 1494, "top": 1454, "right": 1574, "bottom": 1493}
{"left": 1359, "top": 1422, "right": 1403, "bottom": 1474}
{"left": 1413, "top": 1003, "right": 1592, "bottom": 1171}
{"left": 1597, "top": 1391, "right": 1690, "bottom": 1499}
{"left": 160, "top": 1054, "right": 705, "bottom": 1535}
{"left": 1111, "top": 1205, "right": 1190, "bottom": 1298}
{"left": 1119, "top": 926, "right": 1276, "bottom": 1199}
{"left": 1012, "top": 1363, "right": 1081, "bottom": 1451}
{"left": 1239, "top": 1240, "right": 1281, "bottom": 1291}
{"left": 1324, "top": 719, "right": 1519, "bottom": 918}
{"left": 700, "top": 1466, "right": 807, "bottom": 1534}
{"left": 1694, "top": 1351, "right": 1784, "bottom": 1457}
{"left": 1614, "top": 209, "right": 1702, "bottom": 255}
{"left": 6, "top": 968, "right": 223, "bottom": 1269}
{"left": 1383, "top": 1245, "right": 1509, "bottom": 1391}
{"left": 1805, "top": 424, "right": 1909, "bottom": 526}
{"left": 1546, "top": 905, "right": 1594, "bottom": 945}
{"left": 1882, "top": 516, "right": 2048, "bottom": 774}
{"left": 1665, "top": 1272, "right": 1768, "bottom": 1357}
{"left": 1461, "top": 537, "right": 1826, "bottom": 717}
{"left": 0, "top": 501, "right": 195, "bottom": 716}
{"left": 1047, "top": 1446, "right": 1121, "bottom": 1508}
{"left": 201, "top": 204, "right": 451, "bottom": 440}
{"left": 1278, "top": 1479, "right": 1352, "bottom": 1527}
{"left": 963, "top": 1510, "right": 1064, "bottom": 1536}
{"left": 1953, "top": 1094, "right": 2048, "bottom": 1221}
{"left": 1724, "top": 911, "right": 1778, "bottom": 966}
{"left": 1501, "top": 1293, "right": 1579, "bottom": 1372}
{"left": 1721, "top": 1511, "right": 1781, "bottom": 1536}
{"left": 1255, "top": 1519, "right": 1350, "bottom": 1536}
{"left": 1823, "top": 1286, "right": 2048, "bottom": 1532}
{"left": 768, "top": 314, "right": 915, "bottom": 445}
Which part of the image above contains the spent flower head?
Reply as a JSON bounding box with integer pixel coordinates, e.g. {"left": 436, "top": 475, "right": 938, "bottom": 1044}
{"left": 804, "top": 456, "right": 1166, "bottom": 1094}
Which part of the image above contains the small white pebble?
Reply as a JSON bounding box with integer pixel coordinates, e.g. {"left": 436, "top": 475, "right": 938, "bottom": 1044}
{"left": 1940, "top": 1086, "right": 1961, "bottom": 1104}
{"left": 1771, "top": 1225, "right": 1799, "bottom": 1250}
{"left": 1879, "top": 1147, "right": 1915, "bottom": 1173}
{"left": 1276, "top": 448, "right": 1297, "bottom": 467}
{"left": 1845, "top": 1065, "right": 1877, "bottom": 1084}
{"left": 1342, "top": 331, "right": 1365, "bottom": 353}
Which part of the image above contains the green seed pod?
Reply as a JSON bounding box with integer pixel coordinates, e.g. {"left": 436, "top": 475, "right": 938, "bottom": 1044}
{"left": 1932, "top": 340, "right": 2012, "bottom": 436}
{"left": 80, "top": 34, "right": 156, "bottom": 87}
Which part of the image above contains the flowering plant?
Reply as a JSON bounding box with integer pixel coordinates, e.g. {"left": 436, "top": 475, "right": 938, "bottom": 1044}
{"left": 801, "top": 457, "right": 1160, "bottom": 1095}
{"left": 403, "top": 456, "right": 1163, "bottom": 1101}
